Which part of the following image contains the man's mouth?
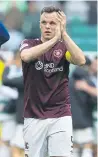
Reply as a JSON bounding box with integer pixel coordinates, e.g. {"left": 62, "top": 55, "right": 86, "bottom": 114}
{"left": 45, "top": 31, "right": 51, "bottom": 34}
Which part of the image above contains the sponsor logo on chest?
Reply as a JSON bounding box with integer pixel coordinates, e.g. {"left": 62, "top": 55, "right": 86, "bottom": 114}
{"left": 35, "top": 61, "right": 63, "bottom": 73}
{"left": 35, "top": 49, "right": 64, "bottom": 73}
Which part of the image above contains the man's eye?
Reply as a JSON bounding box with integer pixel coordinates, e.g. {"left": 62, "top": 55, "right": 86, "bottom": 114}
{"left": 50, "top": 22, "right": 56, "bottom": 25}
{"left": 41, "top": 21, "right": 46, "bottom": 24}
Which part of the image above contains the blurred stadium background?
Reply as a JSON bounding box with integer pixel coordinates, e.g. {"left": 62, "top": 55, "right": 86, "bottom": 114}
{"left": 0, "top": 0, "right": 97, "bottom": 157}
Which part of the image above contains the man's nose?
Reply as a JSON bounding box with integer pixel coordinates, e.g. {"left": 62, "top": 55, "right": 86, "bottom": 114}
{"left": 46, "top": 23, "right": 50, "bottom": 29}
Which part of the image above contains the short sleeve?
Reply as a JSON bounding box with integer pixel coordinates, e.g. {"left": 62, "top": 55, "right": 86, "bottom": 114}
{"left": 64, "top": 51, "right": 72, "bottom": 63}
{"left": 19, "top": 39, "right": 34, "bottom": 53}
{"left": 62, "top": 41, "right": 71, "bottom": 62}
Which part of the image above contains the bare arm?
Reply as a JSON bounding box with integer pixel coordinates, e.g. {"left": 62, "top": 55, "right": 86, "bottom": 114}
{"left": 62, "top": 32, "right": 86, "bottom": 65}
{"left": 85, "top": 85, "right": 97, "bottom": 97}
{"left": 75, "top": 80, "right": 97, "bottom": 97}
{"left": 21, "top": 37, "right": 58, "bottom": 62}
{"left": 56, "top": 11, "right": 86, "bottom": 66}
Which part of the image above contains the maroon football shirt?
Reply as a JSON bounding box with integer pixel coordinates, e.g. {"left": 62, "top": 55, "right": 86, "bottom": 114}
{"left": 20, "top": 38, "right": 72, "bottom": 118}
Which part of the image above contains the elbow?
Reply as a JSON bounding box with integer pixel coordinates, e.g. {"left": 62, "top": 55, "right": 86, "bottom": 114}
{"left": 21, "top": 50, "right": 36, "bottom": 63}
{"left": 21, "top": 51, "right": 30, "bottom": 63}
{"left": 21, "top": 56, "right": 29, "bottom": 63}
{"left": 78, "top": 56, "right": 86, "bottom": 66}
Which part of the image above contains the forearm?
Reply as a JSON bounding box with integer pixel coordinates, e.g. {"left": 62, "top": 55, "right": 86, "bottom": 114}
{"left": 21, "top": 37, "right": 58, "bottom": 62}
{"left": 85, "top": 86, "right": 97, "bottom": 97}
{"left": 63, "top": 32, "right": 86, "bottom": 65}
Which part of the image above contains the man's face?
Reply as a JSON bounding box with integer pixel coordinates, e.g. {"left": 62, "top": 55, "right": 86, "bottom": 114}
{"left": 40, "top": 12, "right": 58, "bottom": 41}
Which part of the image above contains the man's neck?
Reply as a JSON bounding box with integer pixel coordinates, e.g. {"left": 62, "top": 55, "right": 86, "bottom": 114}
{"left": 41, "top": 36, "right": 49, "bottom": 43}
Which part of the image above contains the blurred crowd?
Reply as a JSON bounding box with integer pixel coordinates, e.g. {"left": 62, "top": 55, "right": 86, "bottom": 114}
{"left": 70, "top": 56, "right": 98, "bottom": 157}
{"left": 0, "top": 1, "right": 97, "bottom": 157}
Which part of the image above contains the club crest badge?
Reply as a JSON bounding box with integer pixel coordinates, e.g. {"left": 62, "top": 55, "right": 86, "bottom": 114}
{"left": 53, "top": 49, "right": 63, "bottom": 58}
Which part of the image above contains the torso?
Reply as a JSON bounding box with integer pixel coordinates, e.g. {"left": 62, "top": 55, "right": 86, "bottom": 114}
{"left": 20, "top": 38, "right": 72, "bottom": 118}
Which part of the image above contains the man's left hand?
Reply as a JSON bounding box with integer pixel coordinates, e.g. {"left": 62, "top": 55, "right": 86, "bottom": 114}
{"left": 56, "top": 11, "right": 66, "bottom": 36}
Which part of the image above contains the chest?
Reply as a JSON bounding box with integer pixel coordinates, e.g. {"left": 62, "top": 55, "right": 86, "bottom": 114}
{"left": 40, "top": 42, "right": 67, "bottom": 65}
{"left": 27, "top": 40, "right": 69, "bottom": 76}
{"left": 34, "top": 47, "right": 69, "bottom": 76}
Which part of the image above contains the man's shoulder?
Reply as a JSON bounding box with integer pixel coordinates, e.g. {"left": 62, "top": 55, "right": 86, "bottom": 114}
{"left": 20, "top": 38, "right": 41, "bottom": 52}
{"left": 21, "top": 38, "right": 40, "bottom": 44}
